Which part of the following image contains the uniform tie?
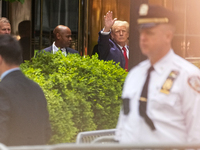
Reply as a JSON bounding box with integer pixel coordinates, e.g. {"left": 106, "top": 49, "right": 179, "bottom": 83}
{"left": 139, "top": 66, "right": 156, "bottom": 130}
{"left": 122, "top": 46, "right": 128, "bottom": 71}
{"left": 59, "top": 48, "right": 67, "bottom": 56}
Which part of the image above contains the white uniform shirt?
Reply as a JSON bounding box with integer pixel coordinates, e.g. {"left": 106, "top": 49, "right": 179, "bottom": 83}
{"left": 115, "top": 49, "right": 200, "bottom": 144}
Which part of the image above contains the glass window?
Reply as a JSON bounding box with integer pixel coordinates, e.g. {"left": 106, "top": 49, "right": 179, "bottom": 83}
{"left": 33, "top": 0, "right": 79, "bottom": 52}
{"left": 9, "top": 0, "right": 32, "bottom": 62}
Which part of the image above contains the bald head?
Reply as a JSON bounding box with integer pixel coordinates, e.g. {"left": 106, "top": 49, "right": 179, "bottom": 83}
{"left": 53, "top": 25, "right": 72, "bottom": 48}
{"left": 53, "top": 25, "right": 70, "bottom": 39}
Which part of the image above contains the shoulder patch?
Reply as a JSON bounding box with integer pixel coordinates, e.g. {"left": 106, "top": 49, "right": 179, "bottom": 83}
{"left": 188, "top": 76, "right": 200, "bottom": 93}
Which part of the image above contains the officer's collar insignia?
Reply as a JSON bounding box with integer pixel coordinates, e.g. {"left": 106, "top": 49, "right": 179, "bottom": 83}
{"left": 188, "top": 76, "right": 200, "bottom": 93}
{"left": 139, "top": 4, "right": 149, "bottom": 16}
{"left": 160, "top": 70, "right": 179, "bottom": 94}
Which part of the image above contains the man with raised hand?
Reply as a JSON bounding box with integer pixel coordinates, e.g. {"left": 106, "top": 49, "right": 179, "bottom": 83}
{"left": 98, "top": 11, "right": 129, "bottom": 71}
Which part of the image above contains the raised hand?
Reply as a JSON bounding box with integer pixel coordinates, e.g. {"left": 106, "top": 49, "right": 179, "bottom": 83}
{"left": 103, "top": 11, "right": 117, "bottom": 32}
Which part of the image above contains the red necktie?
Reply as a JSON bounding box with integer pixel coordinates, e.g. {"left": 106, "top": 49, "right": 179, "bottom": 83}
{"left": 122, "top": 46, "right": 128, "bottom": 71}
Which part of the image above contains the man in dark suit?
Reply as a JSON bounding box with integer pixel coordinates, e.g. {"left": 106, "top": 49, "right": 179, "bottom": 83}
{"left": 43, "top": 25, "right": 79, "bottom": 56}
{"left": 0, "top": 35, "right": 51, "bottom": 146}
{"left": 98, "top": 11, "right": 129, "bottom": 71}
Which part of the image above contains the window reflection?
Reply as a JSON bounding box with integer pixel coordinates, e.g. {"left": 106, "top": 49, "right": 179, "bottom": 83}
{"left": 34, "top": 0, "right": 79, "bottom": 51}
{"left": 149, "top": 0, "right": 200, "bottom": 59}
{"left": 9, "top": 0, "right": 31, "bottom": 61}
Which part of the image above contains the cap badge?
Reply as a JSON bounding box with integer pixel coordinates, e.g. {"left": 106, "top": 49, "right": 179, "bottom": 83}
{"left": 139, "top": 4, "right": 149, "bottom": 16}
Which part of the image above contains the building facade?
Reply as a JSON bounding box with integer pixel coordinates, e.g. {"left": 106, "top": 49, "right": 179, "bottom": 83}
{"left": 1, "top": 0, "right": 200, "bottom": 69}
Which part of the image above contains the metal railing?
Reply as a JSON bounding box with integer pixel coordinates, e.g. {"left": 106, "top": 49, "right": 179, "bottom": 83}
{"left": 6, "top": 143, "right": 200, "bottom": 150}
{"left": 76, "top": 129, "right": 116, "bottom": 144}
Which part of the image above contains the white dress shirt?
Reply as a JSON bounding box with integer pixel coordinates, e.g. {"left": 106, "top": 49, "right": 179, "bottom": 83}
{"left": 118, "top": 44, "right": 129, "bottom": 59}
{"left": 52, "top": 42, "right": 67, "bottom": 56}
{"left": 115, "top": 49, "right": 200, "bottom": 144}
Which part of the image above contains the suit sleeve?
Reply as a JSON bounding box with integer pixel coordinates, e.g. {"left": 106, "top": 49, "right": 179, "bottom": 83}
{"left": 98, "top": 31, "right": 111, "bottom": 60}
{"left": 40, "top": 92, "right": 52, "bottom": 143}
{"left": 45, "top": 112, "right": 52, "bottom": 143}
{"left": 67, "top": 48, "right": 80, "bottom": 54}
{"left": 0, "top": 87, "right": 10, "bottom": 143}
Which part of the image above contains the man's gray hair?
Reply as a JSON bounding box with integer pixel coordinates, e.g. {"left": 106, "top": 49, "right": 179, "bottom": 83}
{"left": 0, "top": 17, "right": 10, "bottom": 24}
{"left": 112, "top": 20, "right": 129, "bottom": 32}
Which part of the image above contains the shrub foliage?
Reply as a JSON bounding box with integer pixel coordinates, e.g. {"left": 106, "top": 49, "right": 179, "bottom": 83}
{"left": 20, "top": 52, "right": 127, "bottom": 144}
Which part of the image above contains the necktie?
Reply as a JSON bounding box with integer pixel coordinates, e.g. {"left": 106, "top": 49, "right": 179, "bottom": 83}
{"left": 139, "top": 66, "right": 156, "bottom": 130}
{"left": 59, "top": 48, "right": 67, "bottom": 56}
{"left": 122, "top": 47, "right": 128, "bottom": 71}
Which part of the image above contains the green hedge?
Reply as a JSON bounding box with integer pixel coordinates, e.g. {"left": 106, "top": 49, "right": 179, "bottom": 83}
{"left": 20, "top": 52, "right": 127, "bottom": 144}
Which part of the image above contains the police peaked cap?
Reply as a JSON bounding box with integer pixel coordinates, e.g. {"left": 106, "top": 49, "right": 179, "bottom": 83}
{"left": 137, "top": 4, "right": 177, "bottom": 28}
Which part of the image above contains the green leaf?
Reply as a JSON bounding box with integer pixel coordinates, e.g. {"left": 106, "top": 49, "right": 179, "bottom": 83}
{"left": 20, "top": 52, "right": 128, "bottom": 143}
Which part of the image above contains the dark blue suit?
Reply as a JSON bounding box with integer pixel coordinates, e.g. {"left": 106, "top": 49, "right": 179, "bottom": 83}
{"left": 43, "top": 46, "right": 79, "bottom": 54}
{"left": 0, "top": 70, "right": 51, "bottom": 146}
{"left": 98, "top": 32, "right": 126, "bottom": 69}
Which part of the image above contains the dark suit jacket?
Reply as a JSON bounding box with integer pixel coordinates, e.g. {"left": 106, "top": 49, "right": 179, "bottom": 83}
{"left": 19, "top": 37, "right": 31, "bottom": 62}
{"left": 43, "top": 46, "right": 79, "bottom": 54}
{"left": 0, "top": 70, "right": 51, "bottom": 146}
{"left": 98, "top": 32, "right": 126, "bottom": 69}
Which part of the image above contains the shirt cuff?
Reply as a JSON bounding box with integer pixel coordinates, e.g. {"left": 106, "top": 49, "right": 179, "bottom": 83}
{"left": 101, "top": 27, "right": 111, "bottom": 35}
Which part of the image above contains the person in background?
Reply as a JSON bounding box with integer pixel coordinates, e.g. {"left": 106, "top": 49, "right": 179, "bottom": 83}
{"left": 43, "top": 25, "right": 79, "bottom": 56}
{"left": 92, "top": 44, "right": 100, "bottom": 59}
{"left": 0, "top": 17, "right": 11, "bottom": 35}
{"left": 98, "top": 11, "right": 129, "bottom": 71}
{"left": 18, "top": 20, "right": 31, "bottom": 62}
{"left": 0, "top": 35, "right": 51, "bottom": 146}
{"left": 115, "top": 4, "right": 200, "bottom": 144}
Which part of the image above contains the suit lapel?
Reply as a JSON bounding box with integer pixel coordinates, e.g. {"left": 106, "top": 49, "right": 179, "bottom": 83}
{"left": 65, "top": 47, "right": 68, "bottom": 54}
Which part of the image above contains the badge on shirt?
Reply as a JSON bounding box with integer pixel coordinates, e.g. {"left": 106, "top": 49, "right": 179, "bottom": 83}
{"left": 188, "top": 76, "right": 200, "bottom": 93}
{"left": 160, "top": 70, "right": 179, "bottom": 94}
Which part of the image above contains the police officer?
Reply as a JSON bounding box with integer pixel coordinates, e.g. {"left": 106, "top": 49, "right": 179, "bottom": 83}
{"left": 115, "top": 4, "right": 200, "bottom": 144}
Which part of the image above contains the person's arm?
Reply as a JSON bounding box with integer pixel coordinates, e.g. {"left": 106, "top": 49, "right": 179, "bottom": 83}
{"left": 40, "top": 92, "right": 52, "bottom": 144}
{"left": 182, "top": 72, "right": 200, "bottom": 142}
{"left": 45, "top": 113, "right": 52, "bottom": 143}
{"left": 0, "top": 87, "right": 10, "bottom": 144}
{"left": 98, "top": 11, "right": 117, "bottom": 60}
